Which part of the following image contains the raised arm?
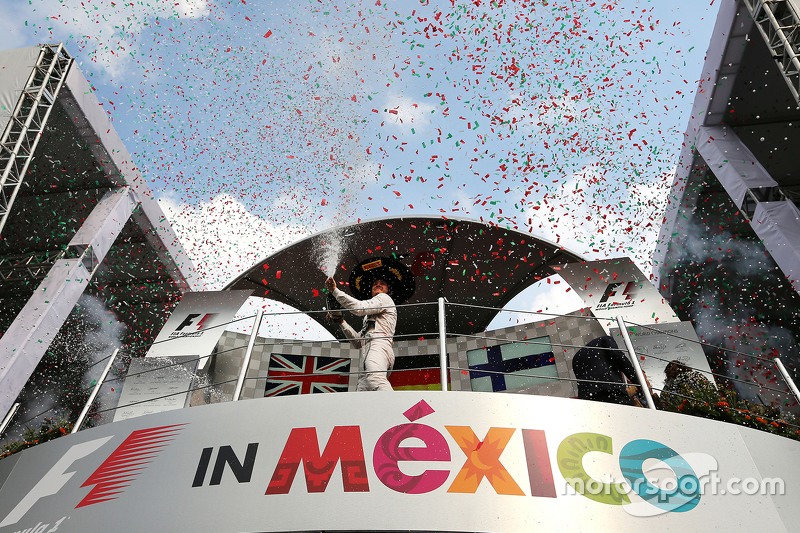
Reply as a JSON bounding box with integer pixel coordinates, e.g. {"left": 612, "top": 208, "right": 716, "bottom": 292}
{"left": 332, "top": 287, "right": 393, "bottom": 316}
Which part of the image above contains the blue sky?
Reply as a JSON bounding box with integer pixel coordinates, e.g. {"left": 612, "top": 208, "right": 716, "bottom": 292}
{"left": 3, "top": 0, "right": 721, "bottom": 337}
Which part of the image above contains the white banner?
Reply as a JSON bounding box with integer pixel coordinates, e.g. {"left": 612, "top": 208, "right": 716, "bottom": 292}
{"left": 0, "top": 392, "right": 796, "bottom": 532}
{"left": 557, "top": 258, "right": 679, "bottom": 329}
{"left": 610, "top": 321, "right": 714, "bottom": 393}
{"left": 146, "top": 290, "right": 252, "bottom": 360}
{"left": 112, "top": 356, "right": 198, "bottom": 422}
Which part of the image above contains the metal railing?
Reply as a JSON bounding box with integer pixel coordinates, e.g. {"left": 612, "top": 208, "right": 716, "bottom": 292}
{"left": 3, "top": 299, "right": 799, "bottom": 444}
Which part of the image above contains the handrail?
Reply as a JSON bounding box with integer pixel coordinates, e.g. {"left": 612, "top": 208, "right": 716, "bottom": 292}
{"left": 89, "top": 299, "right": 800, "bottom": 422}
{"left": 617, "top": 316, "right": 656, "bottom": 410}
{"left": 6, "top": 298, "right": 798, "bottom": 442}
{"left": 69, "top": 366, "right": 800, "bottom": 434}
{"left": 455, "top": 301, "right": 790, "bottom": 365}
{"left": 13, "top": 359, "right": 794, "bottom": 435}
{"left": 233, "top": 310, "right": 264, "bottom": 401}
{"left": 621, "top": 319, "right": 787, "bottom": 365}
{"left": 616, "top": 350, "right": 795, "bottom": 397}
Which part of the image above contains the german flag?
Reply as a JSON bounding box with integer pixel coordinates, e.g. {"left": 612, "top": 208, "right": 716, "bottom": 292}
{"left": 389, "top": 354, "right": 449, "bottom": 391}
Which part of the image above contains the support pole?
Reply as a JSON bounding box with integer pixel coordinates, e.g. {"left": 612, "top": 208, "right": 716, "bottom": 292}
{"left": 438, "top": 297, "right": 448, "bottom": 391}
{"left": 774, "top": 357, "right": 800, "bottom": 407}
{"left": 616, "top": 317, "right": 656, "bottom": 410}
{"left": 0, "top": 403, "right": 20, "bottom": 437}
{"left": 72, "top": 348, "right": 119, "bottom": 434}
{"left": 233, "top": 310, "right": 264, "bottom": 402}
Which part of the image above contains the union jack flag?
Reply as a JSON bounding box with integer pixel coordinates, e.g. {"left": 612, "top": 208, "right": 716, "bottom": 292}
{"left": 264, "top": 354, "right": 350, "bottom": 396}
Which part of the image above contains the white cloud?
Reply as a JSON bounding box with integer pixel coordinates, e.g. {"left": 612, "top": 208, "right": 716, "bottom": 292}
{"left": 452, "top": 189, "right": 476, "bottom": 217}
{"left": 158, "top": 193, "right": 309, "bottom": 290}
{"left": 175, "top": 0, "right": 210, "bottom": 18}
{"left": 227, "top": 297, "right": 334, "bottom": 340}
{"left": 382, "top": 94, "right": 436, "bottom": 131}
{"left": 159, "top": 193, "right": 337, "bottom": 339}
{"left": 522, "top": 163, "right": 670, "bottom": 277}
{"left": 525, "top": 165, "right": 609, "bottom": 250}
{"left": 12, "top": 0, "right": 209, "bottom": 78}
{"left": 487, "top": 275, "right": 585, "bottom": 329}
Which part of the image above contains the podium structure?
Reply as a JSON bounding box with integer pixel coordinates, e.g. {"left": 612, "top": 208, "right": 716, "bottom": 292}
{"left": 654, "top": 0, "right": 800, "bottom": 388}
{"left": 3, "top": 2, "right": 800, "bottom": 530}
{"left": 0, "top": 45, "right": 200, "bottom": 424}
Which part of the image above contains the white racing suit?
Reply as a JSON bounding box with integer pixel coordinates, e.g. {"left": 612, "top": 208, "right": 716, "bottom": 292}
{"left": 332, "top": 287, "right": 396, "bottom": 391}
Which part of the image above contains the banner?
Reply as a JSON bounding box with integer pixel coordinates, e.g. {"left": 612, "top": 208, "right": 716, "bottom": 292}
{"left": 112, "top": 356, "right": 198, "bottom": 422}
{"left": 610, "top": 321, "right": 714, "bottom": 394}
{"left": 145, "top": 290, "right": 252, "bottom": 361}
{"left": 556, "top": 258, "right": 679, "bottom": 329}
{"left": 0, "top": 392, "right": 795, "bottom": 532}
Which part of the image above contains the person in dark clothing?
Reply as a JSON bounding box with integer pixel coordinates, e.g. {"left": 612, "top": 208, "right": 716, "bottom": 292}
{"left": 572, "top": 335, "right": 641, "bottom": 406}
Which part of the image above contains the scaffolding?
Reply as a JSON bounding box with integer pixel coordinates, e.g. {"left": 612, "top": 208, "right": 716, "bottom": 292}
{"left": 0, "top": 45, "right": 198, "bottom": 421}
{"left": 744, "top": 0, "right": 800, "bottom": 106}
{"left": 0, "top": 44, "right": 72, "bottom": 235}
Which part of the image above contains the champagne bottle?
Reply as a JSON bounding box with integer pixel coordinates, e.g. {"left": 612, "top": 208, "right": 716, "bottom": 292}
{"left": 326, "top": 292, "right": 343, "bottom": 322}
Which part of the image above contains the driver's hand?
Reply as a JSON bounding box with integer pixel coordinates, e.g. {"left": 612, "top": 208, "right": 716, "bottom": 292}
{"left": 325, "top": 277, "right": 336, "bottom": 291}
{"left": 326, "top": 312, "right": 343, "bottom": 324}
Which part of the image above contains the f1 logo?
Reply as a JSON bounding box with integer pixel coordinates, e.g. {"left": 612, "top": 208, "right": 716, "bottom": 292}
{"left": 598, "top": 282, "right": 636, "bottom": 303}
{"left": 0, "top": 425, "right": 184, "bottom": 527}
{"left": 175, "top": 313, "right": 217, "bottom": 332}
{"left": 0, "top": 437, "right": 112, "bottom": 527}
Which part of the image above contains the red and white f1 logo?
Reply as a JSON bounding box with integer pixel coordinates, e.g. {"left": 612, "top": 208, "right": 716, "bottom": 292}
{"left": 0, "top": 436, "right": 112, "bottom": 527}
{"left": 0, "top": 425, "right": 184, "bottom": 527}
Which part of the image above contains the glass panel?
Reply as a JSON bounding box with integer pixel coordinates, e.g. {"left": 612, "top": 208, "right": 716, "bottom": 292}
{"left": 501, "top": 337, "right": 552, "bottom": 358}
{"left": 467, "top": 347, "right": 489, "bottom": 366}
{"left": 505, "top": 365, "right": 559, "bottom": 389}
{"left": 470, "top": 375, "right": 494, "bottom": 392}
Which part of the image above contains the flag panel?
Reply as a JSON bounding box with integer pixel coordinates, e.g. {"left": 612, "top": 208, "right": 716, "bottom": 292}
{"left": 265, "top": 354, "right": 350, "bottom": 396}
{"left": 466, "top": 336, "right": 556, "bottom": 392}
{"left": 389, "top": 354, "right": 445, "bottom": 391}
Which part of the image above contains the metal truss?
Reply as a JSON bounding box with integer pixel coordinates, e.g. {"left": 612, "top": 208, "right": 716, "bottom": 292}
{"left": 0, "top": 44, "right": 73, "bottom": 235}
{"left": 779, "top": 184, "right": 800, "bottom": 202}
{"left": 0, "top": 249, "right": 66, "bottom": 282}
{"left": 740, "top": 185, "right": 800, "bottom": 220}
{"left": 742, "top": 186, "right": 787, "bottom": 219}
{"left": 743, "top": 0, "right": 800, "bottom": 106}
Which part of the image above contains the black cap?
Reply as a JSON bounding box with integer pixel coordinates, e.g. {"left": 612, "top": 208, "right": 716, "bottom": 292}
{"left": 348, "top": 256, "right": 415, "bottom": 304}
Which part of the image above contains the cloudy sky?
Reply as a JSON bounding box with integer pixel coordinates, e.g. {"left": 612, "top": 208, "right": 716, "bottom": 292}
{"left": 3, "top": 0, "right": 720, "bottom": 337}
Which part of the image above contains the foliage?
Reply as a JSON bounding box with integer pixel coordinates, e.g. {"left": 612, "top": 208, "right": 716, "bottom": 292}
{"left": 660, "top": 384, "right": 800, "bottom": 441}
{"left": 0, "top": 418, "right": 73, "bottom": 461}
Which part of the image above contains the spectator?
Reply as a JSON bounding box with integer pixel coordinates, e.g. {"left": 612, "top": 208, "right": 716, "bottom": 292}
{"left": 660, "top": 360, "right": 715, "bottom": 407}
{"left": 572, "top": 335, "right": 642, "bottom": 406}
